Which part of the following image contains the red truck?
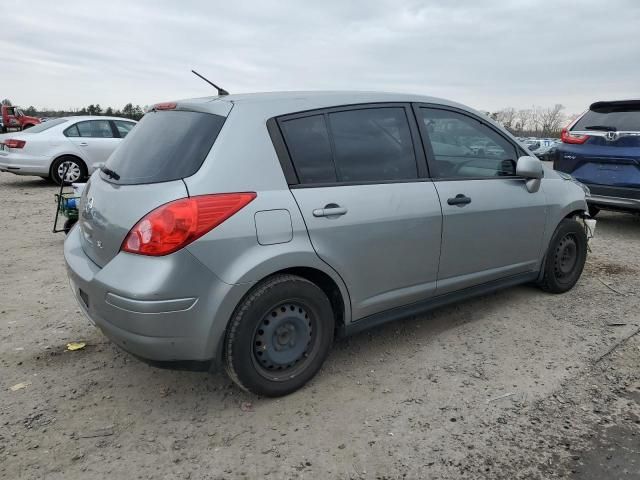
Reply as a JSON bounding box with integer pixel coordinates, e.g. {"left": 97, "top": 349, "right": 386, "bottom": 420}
{"left": 1, "top": 105, "right": 41, "bottom": 133}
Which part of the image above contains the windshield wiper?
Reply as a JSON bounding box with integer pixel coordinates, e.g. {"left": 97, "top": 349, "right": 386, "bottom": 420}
{"left": 100, "top": 165, "right": 120, "bottom": 181}
{"left": 584, "top": 125, "right": 617, "bottom": 132}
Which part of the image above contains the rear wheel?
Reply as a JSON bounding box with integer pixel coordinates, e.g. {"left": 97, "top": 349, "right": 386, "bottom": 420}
{"left": 51, "top": 156, "right": 86, "bottom": 185}
{"left": 224, "top": 274, "right": 334, "bottom": 397}
{"left": 538, "top": 219, "right": 588, "bottom": 294}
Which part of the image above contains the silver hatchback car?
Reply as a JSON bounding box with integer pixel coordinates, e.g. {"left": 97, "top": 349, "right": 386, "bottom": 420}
{"left": 64, "top": 92, "right": 591, "bottom": 396}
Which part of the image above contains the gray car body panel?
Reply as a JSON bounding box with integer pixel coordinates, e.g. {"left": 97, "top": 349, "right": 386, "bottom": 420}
{"left": 64, "top": 91, "right": 588, "bottom": 366}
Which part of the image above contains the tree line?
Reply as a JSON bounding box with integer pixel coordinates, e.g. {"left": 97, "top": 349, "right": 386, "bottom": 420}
{"left": 487, "top": 104, "right": 578, "bottom": 138}
{"left": 2, "top": 96, "right": 576, "bottom": 136}
{"left": 1, "top": 98, "right": 146, "bottom": 121}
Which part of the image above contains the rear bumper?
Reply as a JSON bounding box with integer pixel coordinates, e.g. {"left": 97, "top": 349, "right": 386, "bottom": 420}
{"left": 63, "top": 226, "right": 254, "bottom": 365}
{"left": 0, "top": 151, "right": 50, "bottom": 176}
{"left": 585, "top": 184, "right": 640, "bottom": 211}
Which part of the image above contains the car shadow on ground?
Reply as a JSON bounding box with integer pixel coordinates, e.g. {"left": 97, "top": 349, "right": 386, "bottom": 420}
{"left": 40, "top": 284, "right": 531, "bottom": 406}
{"left": 1, "top": 176, "right": 55, "bottom": 188}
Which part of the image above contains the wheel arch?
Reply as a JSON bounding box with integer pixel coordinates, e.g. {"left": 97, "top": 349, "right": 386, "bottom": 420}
{"left": 210, "top": 262, "right": 352, "bottom": 368}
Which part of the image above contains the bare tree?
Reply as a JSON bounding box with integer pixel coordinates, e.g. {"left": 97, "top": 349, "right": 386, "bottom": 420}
{"left": 539, "top": 104, "right": 565, "bottom": 136}
{"left": 516, "top": 109, "right": 533, "bottom": 133}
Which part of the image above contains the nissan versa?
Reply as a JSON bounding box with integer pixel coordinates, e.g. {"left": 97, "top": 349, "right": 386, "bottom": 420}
{"left": 64, "top": 92, "right": 592, "bottom": 396}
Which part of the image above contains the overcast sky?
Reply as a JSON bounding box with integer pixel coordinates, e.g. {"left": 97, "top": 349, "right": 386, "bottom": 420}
{"left": 1, "top": 0, "right": 638, "bottom": 114}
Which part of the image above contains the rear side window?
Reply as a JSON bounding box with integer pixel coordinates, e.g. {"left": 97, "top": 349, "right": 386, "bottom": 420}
{"left": 573, "top": 108, "right": 640, "bottom": 132}
{"left": 77, "top": 120, "right": 114, "bottom": 138}
{"left": 279, "top": 106, "right": 418, "bottom": 184}
{"left": 103, "top": 110, "right": 225, "bottom": 185}
{"left": 280, "top": 115, "right": 336, "bottom": 183}
{"left": 328, "top": 108, "right": 417, "bottom": 182}
{"left": 113, "top": 120, "right": 135, "bottom": 138}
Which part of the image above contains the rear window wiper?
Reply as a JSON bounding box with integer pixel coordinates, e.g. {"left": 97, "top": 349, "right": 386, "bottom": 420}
{"left": 100, "top": 165, "right": 120, "bottom": 181}
{"left": 584, "top": 125, "right": 617, "bottom": 132}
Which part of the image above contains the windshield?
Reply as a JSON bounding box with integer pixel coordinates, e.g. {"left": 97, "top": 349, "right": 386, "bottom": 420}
{"left": 102, "top": 110, "right": 226, "bottom": 185}
{"left": 573, "top": 108, "right": 640, "bottom": 132}
{"left": 25, "top": 118, "right": 67, "bottom": 133}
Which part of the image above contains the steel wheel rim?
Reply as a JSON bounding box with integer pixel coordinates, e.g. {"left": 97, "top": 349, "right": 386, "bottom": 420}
{"left": 554, "top": 234, "right": 578, "bottom": 279}
{"left": 252, "top": 301, "right": 317, "bottom": 381}
{"left": 58, "top": 161, "right": 81, "bottom": 183}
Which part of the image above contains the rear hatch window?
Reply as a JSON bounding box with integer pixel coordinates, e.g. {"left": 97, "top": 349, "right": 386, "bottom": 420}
{"left": 101, "top": 110, "right": 226, "bottom": 185}
{"left": 573, "top": 102, "right": 640, "bottom": 132}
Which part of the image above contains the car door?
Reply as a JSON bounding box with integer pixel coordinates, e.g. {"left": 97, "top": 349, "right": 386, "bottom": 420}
{"left": 276, "top": 104, "right": 443, "bottom": 321}
{"left": 65, "top": 120, "right": 120, "bottom": 170}
{"left": 415, "top": 105, "right": 547, "bottom": 295}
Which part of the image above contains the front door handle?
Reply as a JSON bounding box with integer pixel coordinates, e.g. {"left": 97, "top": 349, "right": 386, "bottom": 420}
{"left": 313, "top": 204, "right": 347, "bottom": 218}
{"left": 447, "top": 194, "right": 472, "bottom": 206}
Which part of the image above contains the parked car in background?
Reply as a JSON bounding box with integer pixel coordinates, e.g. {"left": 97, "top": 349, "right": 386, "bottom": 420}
{"left": 0, "top": 116, "right": 136, "bottom": 184}
{"left": 555, "top": 100, "right": 640, "bottom": 217}
{"left": 1, "top": 105, "right": 41, "bottom": 132}
{"left": 65, "top": 92, "right": 590, "bottom": 397}
{"left": 524, "top": 139, "right": 541, "bottom": 151}
{"left": 535, "top": 140, "right": 561, "bottom": 162}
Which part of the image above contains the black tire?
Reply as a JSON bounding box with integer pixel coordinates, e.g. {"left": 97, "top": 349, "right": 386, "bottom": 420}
{"left": 224, "top": 274, "right": 334, "bottom": 397}
{"left": 538, "top": 218, "right": 588, "bottom": 294}
{"left": 588, "top": 204, "right": 600, "bottom": 218}
{"left": 50, "top": 156, "right": 87, "bottom": 185}
{"left": 63, "top": 219, "right": 77, "bottom": 235}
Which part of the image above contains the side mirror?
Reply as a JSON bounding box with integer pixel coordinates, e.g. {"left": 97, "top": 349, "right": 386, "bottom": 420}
{"left": 516, "top": 155, "right": 544, "bottom": 193}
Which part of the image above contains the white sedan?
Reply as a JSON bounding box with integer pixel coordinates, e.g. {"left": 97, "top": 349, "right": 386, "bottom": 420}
{"left": 0, "top": 116, "right": 137, "bottom": 184}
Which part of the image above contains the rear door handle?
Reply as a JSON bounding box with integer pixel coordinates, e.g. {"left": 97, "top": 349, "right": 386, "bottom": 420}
{"left": 78, "top": 142, "right": 89, "bottom": 147}
{"left": 313, "top": 205, "right": 347, "bottom": 217}
{"left": 447, "top": 194, "right": 472, "bottom": 206}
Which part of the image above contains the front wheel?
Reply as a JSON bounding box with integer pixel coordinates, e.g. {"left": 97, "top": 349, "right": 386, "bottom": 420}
{"left": 224, "top": 274, "right": 335, "bottom": 397}
{"left": 537, "top": 218, "right": 588, "bottom": 294}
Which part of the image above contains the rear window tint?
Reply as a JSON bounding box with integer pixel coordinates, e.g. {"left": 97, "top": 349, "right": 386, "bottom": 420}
{"left": 102, "top": 110, "right": 225, "bottom": 185}
{"left": 328, "top": 108, "right": 417, "bottom": 182}
{"left": 280, "top": 115, "right": 337, "bottom": 184}
{"left": 573, "top": 108, "right": 640, "bottom": 132}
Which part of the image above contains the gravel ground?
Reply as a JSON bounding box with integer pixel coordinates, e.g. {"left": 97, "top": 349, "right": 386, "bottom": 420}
{"left": 1, "top": 172, "right": 639, "bottom": 479}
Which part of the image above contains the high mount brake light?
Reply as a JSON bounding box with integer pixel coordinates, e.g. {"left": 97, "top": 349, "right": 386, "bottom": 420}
{"left": 4, "top": 139, "right": 26, "bottom": 148}
{"left": 121, "top": 193, "right": 256, "bottom": 256}
{"left": 154, "top": 102, "right": 177, "bottom": 110}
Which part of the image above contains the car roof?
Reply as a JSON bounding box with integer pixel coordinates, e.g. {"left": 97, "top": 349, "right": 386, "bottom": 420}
{"left": 60, "top": 116, "right": 137, "bottom": 122}
{"left": 178, "top": 90, "right": 484, "bottom": 118}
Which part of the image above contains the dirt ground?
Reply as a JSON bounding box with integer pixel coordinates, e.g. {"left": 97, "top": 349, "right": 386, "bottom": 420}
{"left": 1, "top": 171, "right": 639, "bottom": 479}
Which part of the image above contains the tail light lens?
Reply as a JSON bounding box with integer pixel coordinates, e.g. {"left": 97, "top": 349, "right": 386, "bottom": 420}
{"left": 4, "top": 139, "right": 26, "bottom": 149}
{"left": 561, "top": 127, "right": 589, "bottom": 144}
{"left": 121, "top": 193, "right": 256, "bottom": 256}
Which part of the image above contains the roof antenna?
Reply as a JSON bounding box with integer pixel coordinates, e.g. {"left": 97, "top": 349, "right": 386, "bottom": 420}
{"left": 191, "top": 69, "right": 229, "bottom": 96}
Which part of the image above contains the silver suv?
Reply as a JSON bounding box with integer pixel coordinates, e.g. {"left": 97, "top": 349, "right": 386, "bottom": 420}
{"left": 64, "top": 92, "right": 591, "bottom": 396}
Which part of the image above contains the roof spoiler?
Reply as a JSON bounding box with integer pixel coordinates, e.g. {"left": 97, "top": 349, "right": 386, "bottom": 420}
{"left": 589, "top": 99, "right": 640, "bottom": 113}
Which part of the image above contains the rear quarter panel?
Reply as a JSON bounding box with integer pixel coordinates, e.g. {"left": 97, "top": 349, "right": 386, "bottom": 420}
{"left": 183, "top": 102, "right": 352, "bottom": 321}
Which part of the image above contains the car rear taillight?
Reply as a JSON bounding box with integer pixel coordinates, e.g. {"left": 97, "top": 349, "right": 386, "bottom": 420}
{"left": 561, "top": 127, "right": 589, "bottom": 144}
{"left": 4, "top": 139, "right": 26, "bottom": 149}
{"left": 121, "top": 193, "right": 256, "bottom": 256}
